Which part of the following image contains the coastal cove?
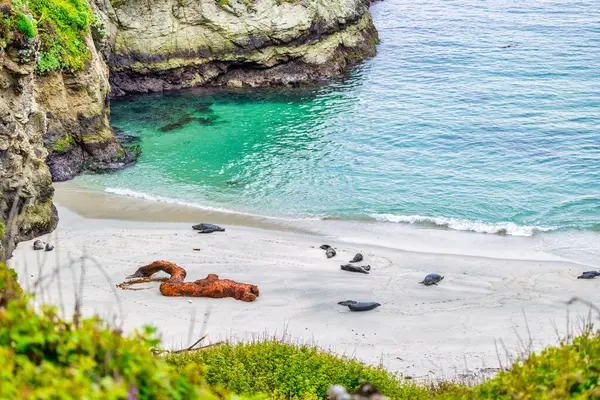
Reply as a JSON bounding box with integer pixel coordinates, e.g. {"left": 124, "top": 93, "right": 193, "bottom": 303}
{"left": 2, "top": 0, "right": 600, "bottom": 394}
{"left": 70, "top": 0, "right": 600, "bottom": 242}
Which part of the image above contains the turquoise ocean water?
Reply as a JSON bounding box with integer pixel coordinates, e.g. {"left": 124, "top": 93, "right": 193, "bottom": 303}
{"left": 74, "top": 0, "right": 600, "bottom": 238}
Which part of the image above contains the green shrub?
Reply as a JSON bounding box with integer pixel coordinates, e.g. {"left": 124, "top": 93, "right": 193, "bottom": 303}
{"left": 54, "top": 135, "right": 76, "bottom": 153}
{"left": 28, "top": 0, "right": 94, "bottom": 73}
{"left": 437, "top": 331, "right": 600, "bottom": 399}
{"left": 166, "top": 340, "right": 428, "bottom": 400}
{"left": 14, "top": 11, "right": 36, "bottom": 38}
{"left": 0, "top": 222, "right": 4, "bottom": 240}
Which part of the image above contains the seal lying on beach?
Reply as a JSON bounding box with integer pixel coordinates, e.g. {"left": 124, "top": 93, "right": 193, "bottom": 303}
{"left": 326, "top": 247, "right": 337, "bottom": 258}
{"left": 341, "top": 264, "right": 370, "bottom": 274}
{"left": 192, "top": 223, "right": 225, "bottom": 233}
{"left": 125, "top": 260, "right": 259, "bottom": 301}
{"left": 578, "top": 271, "right": 600, "bottom": 279}
{"left": 350, "top": 253, "right": 363, "bottom": 263}
{"left": 337, "top": 300, "right": 381, "bottom": 312}
{"left": 420, "top": 273, "right": 444, "bottom": 286}
{"left": 33, "top": 240, "right": 44, "bottom": 250}
{"left": 320, "top": 244, "right": 331, "bottom": 250}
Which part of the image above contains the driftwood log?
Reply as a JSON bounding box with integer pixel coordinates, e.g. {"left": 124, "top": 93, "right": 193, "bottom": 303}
{"left": 126, "top": 260, "right": 259, "bottom": 302}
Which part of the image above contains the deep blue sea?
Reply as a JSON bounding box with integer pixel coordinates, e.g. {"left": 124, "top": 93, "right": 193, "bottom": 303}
{"left": 74, "top": 0, "right": 600, "bottom": 237}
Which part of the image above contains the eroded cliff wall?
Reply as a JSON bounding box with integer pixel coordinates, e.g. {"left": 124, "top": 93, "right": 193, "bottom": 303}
{"left": 0, "top": 46, "right": 57, "bottom": 259}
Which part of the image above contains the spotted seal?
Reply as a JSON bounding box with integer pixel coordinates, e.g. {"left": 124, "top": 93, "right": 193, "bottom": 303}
{"left": 192, "top": 223, "right": 225, "bottom": 233}
{"left": 420, "top": 273, "right": 444, "bottom": 286}
{"left": 341, "top": 264, "right": 370, "bottom": 274}
{"left": 349, "top": 253, "right": 363, "bottom": 263}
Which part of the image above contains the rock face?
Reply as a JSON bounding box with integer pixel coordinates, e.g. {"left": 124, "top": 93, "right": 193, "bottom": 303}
{"left": 93, "top": 0, "right": 378, "bottom": 96}
{"left": 36, "top": 34, "right": 133, "bottom": 182}
{"left": 0, "top": 45, "right": 57, "bottom": 260}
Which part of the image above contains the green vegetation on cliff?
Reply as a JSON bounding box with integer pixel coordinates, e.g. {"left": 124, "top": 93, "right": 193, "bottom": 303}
{"left": 0, "top": 0, "right": 95, "bottom": 73}
{"left": 166, "top": 340, "right": 427, "bottom": 399}
{"left": 1, "top": 264, "right": 598, "bottom": 399}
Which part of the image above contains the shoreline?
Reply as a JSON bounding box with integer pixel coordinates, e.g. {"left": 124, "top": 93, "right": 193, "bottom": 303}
{"left": 54, "top": 181, "right": 599, "bottom": 265}
{"left": 9, "top": 185, "right": 600, "bottom": 380}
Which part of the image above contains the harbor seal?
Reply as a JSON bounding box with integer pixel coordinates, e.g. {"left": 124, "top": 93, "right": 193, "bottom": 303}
{"left": 320, "top": 244, "right": 331, "bottom": 250}
{"left": 192, "top": 223, "right": 225, "bottom": 233}
{"left": 33, "top": 240, "right": 44, "bottom": 250}
{"left": 420, "top": 273, "right": 444, "bottom": 286}
{"left": 338, "top": 300, "right": 358, "bottom": 306}
{"left": 45, "top": 243, "right": 54, "bottom": 252}
{"left": 347, "top": 302, "right": 381, "bottom": 312}
{"left": 341, "top": 264, "right": 370, "bottom": 274}
{"left": 326, "top": 248, "right": 337, "bottom": 258}
{"left": 350, "top": 253, "right": 363, "bottom": 263}
{"left": 578, "top": 271, "right": 600, "bottom": 279}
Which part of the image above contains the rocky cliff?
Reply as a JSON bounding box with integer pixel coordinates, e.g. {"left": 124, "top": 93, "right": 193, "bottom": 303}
{"left": 1, "top": 0, "right": 377, "bottom": 258}
{"left": 0, "top": 44, "right": 57, "bottom": 260}
{"left": 36, "top": 34, "right": 133, "bottom": 182}
{"left": 93, "top": 0, "right": 378, "bottom": 95}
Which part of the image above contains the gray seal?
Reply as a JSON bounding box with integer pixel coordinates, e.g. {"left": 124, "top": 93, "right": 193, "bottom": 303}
{"left": 420, "top": 273, "right": 444, "bottom": 286}
{"left": 192, "top": 223, "right": 225, "bottom": 233}
{"left": 347, "top": 302, "right": 381, "bottom": 312}
{"left": 341, "top": 264, "right": 370, "bottom": 274}
{"left": 578, "top": 271, "right": 600, "bottom": 279}
{"left": 350, "top": 253, "right": 363, "bottom": 263}
{"left": 33, "top": 240, "right": 44, "bottom": 250}
{"left": 326, "top": 247, "right": 336, "bottom": 258}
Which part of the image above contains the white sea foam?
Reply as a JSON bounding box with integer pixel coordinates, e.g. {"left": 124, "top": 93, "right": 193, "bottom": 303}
{"left": 371, "top": 214, "right": 557, "bottom": 237}
{"left": 104, "top": 187, "right": 320, "bottom": 221}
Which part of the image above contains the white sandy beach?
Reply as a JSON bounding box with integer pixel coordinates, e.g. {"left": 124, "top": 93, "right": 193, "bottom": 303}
{"left": 9, "top": 183, "right": 600, "bottom": 381}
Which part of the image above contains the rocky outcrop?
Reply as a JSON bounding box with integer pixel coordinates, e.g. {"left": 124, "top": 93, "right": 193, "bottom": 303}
{"left": 36, "top": 34, "right": 133, "bottom": 182}
{"left": 0, "top": 45, "right": 57, "bottom": 260}
{"left": 92, "top": 0, "right": 378, "bottom": 96}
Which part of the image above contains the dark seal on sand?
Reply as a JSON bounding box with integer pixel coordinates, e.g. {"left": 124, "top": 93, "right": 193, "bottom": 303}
{"left": 193, "top": 223, "right": 225, "bottom": 233}
{"left": 341, "top": 264, "right": 370, "bottom": 274}
{"left": 420, "top": 273, "right": 444, "bottom": 286}
{"left": 578, "top": 271, "right": 600, "bottom": 279}
{"left": 348, "top": 302, "right": 381, "bottom": 312}
{"left": 33, "top": 240, "right": 44, "bottom": 250}
{"left": 326, "top": 247, "right": 336, "bottom": 258}
{"left": 320, "top": 244, "right": 331, "bottom": 250}
{"left": 337, "top": 300, "right": 381, "bottom": 311}
{"left": 350, "top": 253, "right": 363, "bottom": 263}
